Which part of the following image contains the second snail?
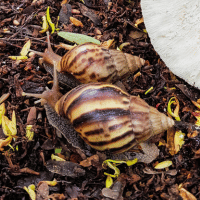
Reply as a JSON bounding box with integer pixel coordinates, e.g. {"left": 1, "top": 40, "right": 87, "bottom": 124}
{"left": 31, "top": 32, "right": 145, "bottom": 87}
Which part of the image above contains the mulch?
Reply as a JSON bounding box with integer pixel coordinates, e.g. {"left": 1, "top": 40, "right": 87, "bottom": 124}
{"left": 0, "top": 0, "right": 200, "bottom": 199}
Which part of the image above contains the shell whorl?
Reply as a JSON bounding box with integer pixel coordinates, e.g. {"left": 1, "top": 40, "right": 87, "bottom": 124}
{"left": 55, "top": 83, "right": 174, "bottom": 154}
{"left": 59, "top": 43, "right": 144, "bottom": 84}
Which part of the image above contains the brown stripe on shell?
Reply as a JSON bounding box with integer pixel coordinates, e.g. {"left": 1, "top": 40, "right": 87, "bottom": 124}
{"left": 72, "top": 57, "right": 104, "bottom": 76}
{"left": 64, "top": 85, "right": 130, "bottom": 117}
{"left": 85, "top": 129, "right": 134, "bottom": 147}
{"left": 67, "top": 48, "right": 96, "bottom": 70}
{"left": 84, "top": 128, "right": 104, "bottom": 136}
{"left": 60, "top": 43, "right": 98, "bottom": 71}
{"left": 109, "top": 137, "right": 137, "bottom": 154}
{"left": 72, "top": 108, "right": 130, "bottom": 129}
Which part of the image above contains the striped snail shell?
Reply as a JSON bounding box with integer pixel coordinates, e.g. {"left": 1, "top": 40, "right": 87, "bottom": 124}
{"left": 32, "top": 33, "right": 145, "bottom": 85}
{"left": 23, "top": 66, "right": 174, "bottom": 154}
{"left": 54, "top": 83, "right": 174, "bottom": 154}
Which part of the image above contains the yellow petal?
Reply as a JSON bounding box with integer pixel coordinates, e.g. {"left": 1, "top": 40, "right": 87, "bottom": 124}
{"left": 0, "top": 135, "right": 12, "bottom": 151}
{"left": 9, "top": 56, "right": 28, "bottom": 60}
{"left": 51, "top": 154, "right": 66, "bottom": 161}
{"left": 174, "top": 130, "right": 185, "bottom": 154}
{"left": 46, "top": 6, "right": 55, "bottom": 34}
{"left": 24, "top": 185, "right": 36, "bottom": 200}
{"left": 118, "top": 42, "right": 130, "bottom": 51}
{"left": 26, "top": 125, "right": 34, "bottom": 140}
{"left": 126, "top": 158, "right": 138, "bottom": 166}
{"left": 20, "top": 40, "right": 31, "bottom": 56}
{"left": 135, "top": 17, "right": 144, "bottom": 27}
{"left": 154, "top": 160, "right": 172, "bottom": 169}
{"left": 105, "top": 175, "right": 113, "bottom": 188}
{"left": 2, "top": 115, "right": 10, "bottom": 136}
{"left": 2, "top": 113, "right": 17, "bottom": 136}
{"left": 0, "top": 103, "right": 6, "bottom": 125}
{"left": 40, "top": 16, "right": 49, "bottom": 33}
{"left": 39, "top": 179, "right": 57, "bottom": 186}
{"left": 167, "top": 97, "right": 180, "bottom": 121}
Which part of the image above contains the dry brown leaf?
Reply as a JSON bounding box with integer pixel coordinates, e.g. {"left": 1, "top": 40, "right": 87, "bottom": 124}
{"left": 167, "top": 127, "right": 176, "bottom": 156}
{"left": 179, "top": 188, "right": 197, "bottom": 200}
{"left": 70, "top": 17, "right": 83, "bottom": 27}
{"left": 79, "top": 154, "right": 99, "bottom": 167}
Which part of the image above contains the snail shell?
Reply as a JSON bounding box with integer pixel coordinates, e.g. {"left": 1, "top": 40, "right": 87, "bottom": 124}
{"left": 57, "top": 43, "right": 145, "bottom": 83}
{"left": 54, "top": 83, "right": 174, "bottom": 154}
{"left": 33, "top": 33, "right": 145, "bottom": 85}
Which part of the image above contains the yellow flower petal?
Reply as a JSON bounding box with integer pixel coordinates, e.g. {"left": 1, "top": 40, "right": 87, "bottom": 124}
{"left": 2, "top": 111, "right": 17, "bottom": 136}
{"left": 20, "top": 40, "right": 31, "bottom": 56}
{"left": 24, "top": 185, "right": 36, "bottom": 200}
{"left": 9, "top": 56, "right": 28, "bottom": 60}
{"left": 40, "top": 16, "right": 49, "bottom": 33}
{"left": 0, "top": 135, "right": 12, "bottom": 151}
{"left": 105, "top": 175, "right": 113, "bottom": 188}
{"left": 0, "top": 103, "right": 6, "bottom": 125}
{"left": 46, "top": 6, "right": 55, "bottom": 34}
{"left": 174, "top": 130, "right": 185, "bottom": 154}
{"left": 167, "top": 97, "right": 181, "bottom": 121}
{"left": 26, "top": 125, "right": 34, "bottom": 141}
{"left": 51, "top": 154, "right": 66, "bottom": 161}
{"left": 154, "top": 160, "right": 172, "bottom": 169}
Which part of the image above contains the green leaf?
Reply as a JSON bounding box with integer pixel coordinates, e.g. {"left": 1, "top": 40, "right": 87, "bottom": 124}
{"left": 58, "top": 32, "right": 101, "bottom": 45}
{"left": 55, "top": 148, "right": 62, "bottom": 154}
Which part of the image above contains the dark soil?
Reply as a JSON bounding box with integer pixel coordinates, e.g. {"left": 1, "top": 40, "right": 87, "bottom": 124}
{"left": 0, "top": 0, "right": 200, "bottom": 199}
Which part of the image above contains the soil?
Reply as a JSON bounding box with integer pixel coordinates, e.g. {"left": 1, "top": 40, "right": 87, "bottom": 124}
{"left": 0, "top": 0, "right": 200, "bottom": 199}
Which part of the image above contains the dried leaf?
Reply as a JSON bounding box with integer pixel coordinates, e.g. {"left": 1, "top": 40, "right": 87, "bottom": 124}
{"left": 78, "top": 3, "right": 101, "bottom": 26}
{"left": 101, "top": 39, "right": 115, "bottom": 48}
{"left": 70, "top": 16, "right": 83, "bottom": 27}
{"left": 129, "top": 31, "right": 147, "bottom": 40}
{"left": 0, "top": 93, "right": 10, "bottom": 104}
{"left": 80, "top": 154, "right": 99, "bottom": 167}
{"left": 179, "top": 188, "right": 197, "bottom": 200}
{"left": 154, "top": 160, "right": 172, "bottom": 169}
{"left": 167, "top": 127, "right": 176, "bottom": 156}
{"left": 58, "top": 31, "right": 101, "bottom": 45}
{"left": 46, "top": 160, "right": 85, "bottom": 177}
{"left": 192, "top": 111, "right": 200, "bottom": 126}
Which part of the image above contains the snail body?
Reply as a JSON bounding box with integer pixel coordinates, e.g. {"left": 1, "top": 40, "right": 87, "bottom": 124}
{"left": 33, "top": 33, "right": 145, "bottom": 86}
{"left": 23, "top": 67, "right": 175, "bottom": 154}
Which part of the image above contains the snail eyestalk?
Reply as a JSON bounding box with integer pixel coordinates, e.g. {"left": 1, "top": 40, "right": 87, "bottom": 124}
{"left": 30, "top": 31, "right": 62, "bottom": 69}
{"left": 22, "top": 58, "right": 62, "bottom": 108}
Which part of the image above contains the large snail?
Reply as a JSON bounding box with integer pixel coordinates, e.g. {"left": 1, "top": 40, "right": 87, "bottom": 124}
{"left": 31, "top": 32, "right": 145, "bottom": 87}
{"left": 23, "top": 66, "right": 175, "bottom": 155}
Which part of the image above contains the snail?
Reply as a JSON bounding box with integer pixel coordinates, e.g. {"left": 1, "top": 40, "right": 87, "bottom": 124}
{"left": 23, "top": 66, "right": 175, "bottom": 155}
{"left": 31, "top": 32, "right": 145, "bottom": 88}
